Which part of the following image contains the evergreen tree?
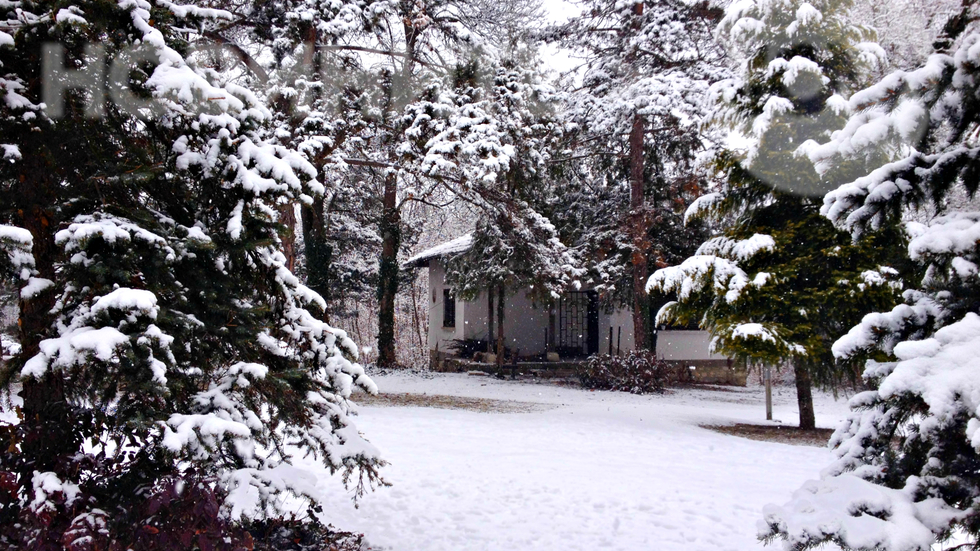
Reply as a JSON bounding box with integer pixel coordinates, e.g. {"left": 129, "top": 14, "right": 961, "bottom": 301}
{"left": 650, "top": 202, "right": 906, "bottom": 427}
{"left": 441, "top": 59, "right": 581, "bottom": 366}
{"left": 0, "top": 0, "right": 381, "bottom": 547}
{"left": 648, "top": 0, "right": 901, "bottom": 429}
{"left": 548, "top": 0, "right": 729, "bottom": 350}
{"left": 251, "top": 0, "right": 387, "bottom": 320}
{"left": 253, "top": 0, "right": 548, "bottom": 367}
{"left": 762, "top": 5, "right": 980, "bottom": 548}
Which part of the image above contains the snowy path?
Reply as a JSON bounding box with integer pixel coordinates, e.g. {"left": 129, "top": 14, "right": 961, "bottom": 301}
{"left": 316, "top": 374, "right": 851, "bottom": 551}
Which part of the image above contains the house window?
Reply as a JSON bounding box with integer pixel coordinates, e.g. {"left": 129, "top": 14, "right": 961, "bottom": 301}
{"left": 443, "top": 289, "right": 456, "bottom": 328}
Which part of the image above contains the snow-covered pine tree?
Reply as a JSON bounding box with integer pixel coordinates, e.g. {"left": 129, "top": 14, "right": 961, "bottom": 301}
{"left": 650, "top": 208, "right": 906, "bottom": 425}
{"left": 647, "top": 0, "right": 902, "bottom": 429}
{"left": 439, "top": 58, "right": 582, "bottom": 366}
{"left": 761, "top": 5, "right": 980, "bottom": 548}
{"left": 251, "top": 0, "right": 386, "bottom": 319}
{"left": 0, "top": 0, "right": 381, "bottom": 547}
{"left": 548, "top": 0, "right": 729, "bottom": 350}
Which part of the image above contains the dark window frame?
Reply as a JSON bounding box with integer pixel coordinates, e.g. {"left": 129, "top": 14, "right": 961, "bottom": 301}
{"left": 443, "top": 288, "right": 456, "bottom": 328}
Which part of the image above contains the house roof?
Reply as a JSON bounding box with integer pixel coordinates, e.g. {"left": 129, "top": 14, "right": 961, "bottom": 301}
{"left": 403, "top": 233, "right": 473, "bottom": 268}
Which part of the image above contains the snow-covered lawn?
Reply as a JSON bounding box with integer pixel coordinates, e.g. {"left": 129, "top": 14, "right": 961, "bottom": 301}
{"left": 315, "top": 373, "right": 851, "bottom": 551}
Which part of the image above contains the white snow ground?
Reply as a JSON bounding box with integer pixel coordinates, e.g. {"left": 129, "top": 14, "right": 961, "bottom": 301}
{"left": 314, "top": 373, "right": 851, "bottom": 551}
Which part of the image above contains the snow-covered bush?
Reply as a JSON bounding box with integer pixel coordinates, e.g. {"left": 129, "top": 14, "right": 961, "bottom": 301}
{"left": 580, "top": 351, "right": 677, "bottom": 394}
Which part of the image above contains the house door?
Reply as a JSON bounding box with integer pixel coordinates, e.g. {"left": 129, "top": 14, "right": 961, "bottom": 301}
{"left": 558, "top": 291, "right": 600, "bottom": 356}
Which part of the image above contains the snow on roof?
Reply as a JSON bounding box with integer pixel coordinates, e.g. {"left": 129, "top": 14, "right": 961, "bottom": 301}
{"left": 403, "top": 234, "right": 473, "bottom": 268}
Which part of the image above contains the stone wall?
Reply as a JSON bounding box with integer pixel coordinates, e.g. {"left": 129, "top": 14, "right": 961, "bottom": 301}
{"left": 429, "top": 352, "right": 748, "bottom": 386}
{"left": 665, "top": 359, "right": 748, "bottom": 386}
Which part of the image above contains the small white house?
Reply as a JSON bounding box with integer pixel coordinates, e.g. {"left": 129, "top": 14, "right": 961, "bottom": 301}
{"left": 405, "top": 235, "right": 636, "bottom": 360}
{"left": 405, "top": 235, "right": 744, "bottom": 384}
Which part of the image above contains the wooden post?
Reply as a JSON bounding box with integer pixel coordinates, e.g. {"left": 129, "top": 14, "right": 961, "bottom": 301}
{"left": 548, "top": 303, "right": 556, "bottom": 353}
{"left": 487, "top": 291, "right": 494, "bottom": 353}
{"left": 608, "top": 327, "right": 613, "bottom": 356}
{"left": 764, "top": 363, "right": 773, "bottom": 421}
{"left": 496, "top": 286, "right": 505, "bottom": 369}
{"left": 617, "top": 327, "right": 622, "bottom": 356}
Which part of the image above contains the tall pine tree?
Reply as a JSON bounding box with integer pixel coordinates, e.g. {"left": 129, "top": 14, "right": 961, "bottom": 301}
{"left": 548, "top": 0, "right": 729, "bottom": 350}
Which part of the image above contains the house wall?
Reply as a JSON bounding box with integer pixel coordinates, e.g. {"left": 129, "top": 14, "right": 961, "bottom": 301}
{"left": 655, "top": 330, "right": 728, "bottom": 361}
{"left": 427, "top": 262, "right": 463, "bottom": 353}
{"left": 457, "top": 286, "right": 552, "bottom": 357}
{"left": 425, "top": 263, "right": 563, "bottom": 358}
{"left": 427, "top": 263, "right": 722, "bottom": 364}
{"left": 500, "top": 290, "right": 551, "bottom": 355}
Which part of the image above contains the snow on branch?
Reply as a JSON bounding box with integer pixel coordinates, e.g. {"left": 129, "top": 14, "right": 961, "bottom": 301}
{"left": 761, "top": 474, "right": 962, "bottom": 551}
{"left": 695, "top": 234, "right": 776, "bottom": 261}
{"left": 765, "top": 313, "right": 980, "bottom": 550}
{"left": 832, "top": 290, "right": 945, "bottom": 359}
{"left": 0, "top": 223, "right": 35, "bottom": 280}
{"left": 818, "top": 35, "right": 980, "bottom": 234}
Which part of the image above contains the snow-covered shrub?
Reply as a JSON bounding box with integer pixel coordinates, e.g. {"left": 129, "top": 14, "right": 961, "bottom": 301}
{"left": 580, "top": 351, "right": 677, "bottom": 394}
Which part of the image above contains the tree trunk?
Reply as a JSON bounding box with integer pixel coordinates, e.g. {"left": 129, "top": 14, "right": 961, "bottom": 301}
{"left": 376, "top": 172, "right": 400, "bottom": 368}
{"left": 279, "top": 203, "right": 297, "bottom": 272}
{"left": 411, "top": 277, "right": 424, "bottom": 350}
{"left": 301, "top": 195, "right": 332, "bottom": 321}
{"left": 17, "top": 205, "right": 56, "bottom": 361}
{"left": 547, "top": 301, "right": 556, "bottom": 353}
{"left": 629, "top": 113, "right": 650, "bottom": 351}
{"left": 496, "top": 285, "right": 505, "bottom": 368}
{"left": 17, "top": 197, "right": 74, "bottom": 478}
{"left": 794, "top": 361, "right": 816, "bottom": 430}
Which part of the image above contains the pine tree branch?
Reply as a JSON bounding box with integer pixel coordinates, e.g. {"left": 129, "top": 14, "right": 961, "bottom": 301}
{"left": 320, "top": 45, "right": 443, "bottom": 69}
{"left": 202, "top": 31, "right": 269, "bottom": 84}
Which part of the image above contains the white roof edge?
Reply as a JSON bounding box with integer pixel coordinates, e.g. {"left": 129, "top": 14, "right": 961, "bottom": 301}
{"left": 403, "top": 233, "right": 474, "bottom": 268}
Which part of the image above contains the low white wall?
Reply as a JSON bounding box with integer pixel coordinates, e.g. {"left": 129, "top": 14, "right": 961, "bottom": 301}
{"left": 598, "top": 307, "right": 635, "bottom": 355}
{"left": 656, "top": 330, "right": 728, "bottom": 361}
